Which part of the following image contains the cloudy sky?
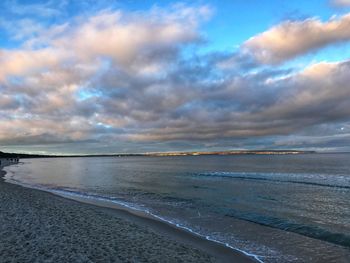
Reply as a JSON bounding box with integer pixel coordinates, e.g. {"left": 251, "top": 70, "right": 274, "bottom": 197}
{"left": 1, "top": 0, "right": 350, "bottom": 154}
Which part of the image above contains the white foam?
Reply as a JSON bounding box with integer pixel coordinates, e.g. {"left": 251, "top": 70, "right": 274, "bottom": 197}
{"left": 51, "top": 188, "right": 264, "bottom": 262}
{"left": 3, "top": 175, "right": 264, "bottom": 263}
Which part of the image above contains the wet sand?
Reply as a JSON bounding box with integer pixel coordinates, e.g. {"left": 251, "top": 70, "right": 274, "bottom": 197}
{"left": 0, "top": 170, "right": 255, "bottom": 263}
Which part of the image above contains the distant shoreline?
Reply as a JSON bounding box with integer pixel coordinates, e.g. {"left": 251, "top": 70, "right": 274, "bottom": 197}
{"left": 1, "top": 150, "right": 316, "bottom": 159}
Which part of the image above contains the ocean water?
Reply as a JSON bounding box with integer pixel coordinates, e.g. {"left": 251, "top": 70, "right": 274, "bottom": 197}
{"left": 4, "top": 154, "right": 350, "bottom": 262}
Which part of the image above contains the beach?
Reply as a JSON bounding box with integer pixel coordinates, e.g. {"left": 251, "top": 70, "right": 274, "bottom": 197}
{"left": 0, "top": 169, "right": 254, "bottom": 263}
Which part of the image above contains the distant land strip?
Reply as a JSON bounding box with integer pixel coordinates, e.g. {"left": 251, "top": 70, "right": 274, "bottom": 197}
{"left": 0, "top": 150, "right": 316, "bottom": 159}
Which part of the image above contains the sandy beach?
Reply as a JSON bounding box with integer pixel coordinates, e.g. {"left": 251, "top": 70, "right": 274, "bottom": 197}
{"left": 0, "top": 169, "right": 255, "bottom": 263}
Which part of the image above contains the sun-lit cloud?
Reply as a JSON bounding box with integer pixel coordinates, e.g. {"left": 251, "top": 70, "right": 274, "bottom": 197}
{"left": 0, "top": 5, "right": 211, "bottom": 146}
{"left": 243, "top": 13, "right": 350, "bottom": 64}
{"left": 331, "top": 0, "right": 350, "bottom": 7}
{"left": 1, "top": 1, "right": 350, "bottom": 153}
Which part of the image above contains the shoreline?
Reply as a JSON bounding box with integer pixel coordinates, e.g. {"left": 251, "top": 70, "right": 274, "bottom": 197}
{"left": 0, "top": 167, "right": 257, "bottom": 263}
{"left": 54, "top": 190, "right": 262, "bottom": 262}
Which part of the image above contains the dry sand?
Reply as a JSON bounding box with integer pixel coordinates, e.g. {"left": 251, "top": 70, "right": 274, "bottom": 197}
{"left": 0, "top": 170, "right": 255, "bottom": 263}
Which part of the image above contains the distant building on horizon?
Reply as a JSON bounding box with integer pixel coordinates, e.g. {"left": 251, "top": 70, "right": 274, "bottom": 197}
{"left": 0, "top": 151, "right": 19, "bottom": 168}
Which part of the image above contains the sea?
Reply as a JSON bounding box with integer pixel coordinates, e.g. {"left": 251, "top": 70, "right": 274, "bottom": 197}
{"left": 4, "top": 153, "right": 350, "bottom": 262}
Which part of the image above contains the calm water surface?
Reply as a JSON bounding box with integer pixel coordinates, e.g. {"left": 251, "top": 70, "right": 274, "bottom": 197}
{"left": 5, "top": 154, "right": 350, "bottom": 262}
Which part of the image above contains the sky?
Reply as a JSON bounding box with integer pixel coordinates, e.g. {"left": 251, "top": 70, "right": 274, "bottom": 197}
{"left": 1, "top": 0, "right": 350, "bottom": 154}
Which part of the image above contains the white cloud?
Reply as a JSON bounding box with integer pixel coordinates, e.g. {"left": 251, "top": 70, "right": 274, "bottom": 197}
{"left": 0, "top": 5, "right": 210, "bottom": 145}
{"left": 243, "top": 13, "right": 350, "bottom": 64}
{"left": 1, "top": 4, "right": 350, "bottom": 153}
{"left": 1, "top": 6, "right": 208, "bottom": 81}
{"left": 4, "top": 0, "right": 64, "bottom": 17}
{"left": 331, "top": 0, "right": 350, "bottom": 7}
